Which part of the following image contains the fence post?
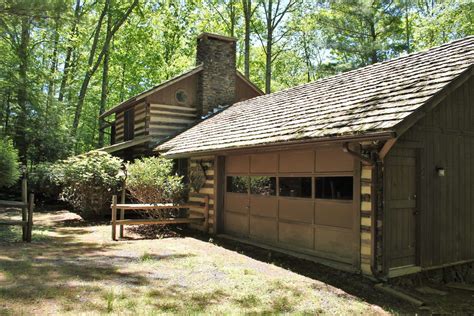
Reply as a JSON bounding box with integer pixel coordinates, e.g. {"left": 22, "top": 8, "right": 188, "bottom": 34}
{"left": 21, "top": 177, "right": 27, "bottom": 241}
{"left": 26, "top": 193, "right": 34, "bottom": 242}
{"left": 119, "top": 187, "right": 125, "bottom": 238}
{"left": 112, "top": 195, "right": 117, "bottom": 241}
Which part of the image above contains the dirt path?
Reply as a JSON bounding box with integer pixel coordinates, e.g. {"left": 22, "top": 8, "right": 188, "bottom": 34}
{"left": 0, "top": 207, "right": 471, "bottom": 314}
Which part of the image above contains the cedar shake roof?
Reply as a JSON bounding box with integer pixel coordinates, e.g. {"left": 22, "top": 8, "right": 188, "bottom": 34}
{"left": 157, "top": 36, "right": 474, "bottom": 156}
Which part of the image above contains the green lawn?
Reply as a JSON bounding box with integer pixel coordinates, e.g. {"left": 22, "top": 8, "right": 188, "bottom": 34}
{"left": 0, "top": 208, "right": 412, "bottom": 315}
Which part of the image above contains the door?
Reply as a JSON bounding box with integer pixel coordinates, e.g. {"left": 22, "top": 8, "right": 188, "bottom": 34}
{"left": 223, "top": 150, "right": 358, "bottom": 266}
{"left": 385, "top": 148, "right": 418, "bottom": 268}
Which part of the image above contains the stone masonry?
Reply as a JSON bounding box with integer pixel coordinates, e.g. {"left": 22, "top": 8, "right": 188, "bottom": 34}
{"left": 196, "top": 33, "right": 236, "bottom": 116}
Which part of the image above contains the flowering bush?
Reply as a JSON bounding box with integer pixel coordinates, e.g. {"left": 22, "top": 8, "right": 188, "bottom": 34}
{"left": 126, "top": 157, "right": 186, "bottom": 204}
{"left": 53, "top": 151, "right": 124, "bottom": 219}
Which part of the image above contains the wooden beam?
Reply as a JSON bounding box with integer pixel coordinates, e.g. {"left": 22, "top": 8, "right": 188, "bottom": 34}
{"left": 21, "top": 178, "right": 27, "bottom": 241}
{"left": 0, "top": 200, "right": 27, "bottom": 208}
{"left": 0, "top": 220, "right": 28, "bottom": 226}
{"left": 26, "top": 193, "right": 34, "bottom": 242}
{"left": 115, "top": 218, "right": 204, "bottom": 225}
{"left": 378, "top": 138, "right": 397, "bottom": 161}
{"left": 112, "top": 195, "right": 117, "bottom": 241}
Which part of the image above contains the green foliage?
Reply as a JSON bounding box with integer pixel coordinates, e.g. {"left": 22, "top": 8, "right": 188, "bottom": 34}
{"left": 126, "top": 157, "right": 186, "bottom": 204}
{"left": 0, "top": 138, "right": 20, "bottom": 188}
{"left": 53, "top": 151, "right": 125, "bottom": 219}
{"left": 29, "top": 162, "right": 61, "bottom": 201}
{"left": 0, "top": 0, "right": 472, "bottom": 162}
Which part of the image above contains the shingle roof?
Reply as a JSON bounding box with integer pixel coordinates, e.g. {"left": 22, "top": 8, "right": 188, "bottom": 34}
{"left": 100, "top": 65, "right": 204, "bottom": 119}
{"left": 157, "top": 36, "right": 474, "bottom": 156}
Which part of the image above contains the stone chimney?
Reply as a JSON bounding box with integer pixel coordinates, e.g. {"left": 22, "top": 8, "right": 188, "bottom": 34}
{"left": 196, "top": 33, "right": 237, "bottom": 116}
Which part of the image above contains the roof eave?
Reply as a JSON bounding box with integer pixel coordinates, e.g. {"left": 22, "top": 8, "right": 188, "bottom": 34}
{"left": 160, "top": 131, "right": 397, "bottom": 159}
{"left": 99, "top": 65, "right": 204, "bottom": 119}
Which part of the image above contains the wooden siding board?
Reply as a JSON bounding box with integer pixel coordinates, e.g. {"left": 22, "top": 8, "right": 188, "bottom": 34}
{"left": 388, "top": 76, "right": 474, "bottom": 269}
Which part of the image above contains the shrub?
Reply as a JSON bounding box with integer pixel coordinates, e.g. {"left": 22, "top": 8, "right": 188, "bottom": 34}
{"left": 126, "top": 157, "right": 186, "bottom": 204}
{"left": 29, "top": 162, "right": 62, "bottom": 202}
{"left": 54, "top": 151, "right": 124, "bottom": 219}
{"left": 0, "top": 138, "right": 20, "bottom": 188}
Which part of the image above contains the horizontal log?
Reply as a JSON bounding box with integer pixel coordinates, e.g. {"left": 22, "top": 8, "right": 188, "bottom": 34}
{"left": 0, "top": 200, "right": 27, "bottom": 207}
{"left": 0, "top": 220, "right": 28, "bottom": 226}
{"left": 150, "top": 103, "right": 197, "bottom": 112}
{"left": 113, "top": 203, "right": 199, "bottom": 210}
{"left": 115, "top": 217, "right": 204, "bottom": 225}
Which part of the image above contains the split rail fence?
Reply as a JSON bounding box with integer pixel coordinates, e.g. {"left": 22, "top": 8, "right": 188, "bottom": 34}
{"left": 110, "top": 194, "right": 209, "bottom": 240}
{"left": 0, "top": 179, "right": 34, "bottom": 242}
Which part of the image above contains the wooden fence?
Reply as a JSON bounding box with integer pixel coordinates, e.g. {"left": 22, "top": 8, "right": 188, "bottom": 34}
{"left": 110, "top": 194, "right": 209, "bottom": 240}
{"left": 0, "top": 178, "right": 34, "bottom": 242}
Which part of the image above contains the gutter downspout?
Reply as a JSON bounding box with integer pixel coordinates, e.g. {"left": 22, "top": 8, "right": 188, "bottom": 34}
{"left": 342, "top": 142, "right": 383, "bottom": 279}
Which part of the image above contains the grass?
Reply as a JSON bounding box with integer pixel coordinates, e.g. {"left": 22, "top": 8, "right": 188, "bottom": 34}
{"left": 0, "top": 207, "right": 428, "bottom": 315}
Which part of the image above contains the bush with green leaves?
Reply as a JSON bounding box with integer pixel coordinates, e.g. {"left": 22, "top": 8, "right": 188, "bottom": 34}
{"left": 126, "top": 157, "right": 186, "bottom": 205}
{"left": 53, "top": 151, "right": 125, "bottom": 219}
{"left": 0, "top": 138, "right": 20, "bottom": 188}
{"left": 29, "top": 162, "right": 62, "bottom": 202}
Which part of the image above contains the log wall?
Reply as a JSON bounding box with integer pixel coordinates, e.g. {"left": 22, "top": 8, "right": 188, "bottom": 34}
{"left": 188, "top": 156, "right": 216, "bottom": 233}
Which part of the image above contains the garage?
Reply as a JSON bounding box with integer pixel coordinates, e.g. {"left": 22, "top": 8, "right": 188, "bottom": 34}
{"left": 223, "top": 147, "right": 360, "bottom": 266}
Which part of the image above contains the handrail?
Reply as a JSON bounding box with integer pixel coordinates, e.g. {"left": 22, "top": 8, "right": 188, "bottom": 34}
{"left": 110, "top": 195, "right": 209, "bottom": 240}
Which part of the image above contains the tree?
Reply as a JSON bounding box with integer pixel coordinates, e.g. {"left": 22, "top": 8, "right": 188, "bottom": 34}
{"left": 317, "top": 0, "right": 405, "bottom": 68}
{"left": 71, "top": 0, "right": 139, "bottom": 142}
{"left": 242, "top": 0, "right": 257, "bottom": 78}
{"left": 254, "top": 0, "right": 300, "bottom": 93}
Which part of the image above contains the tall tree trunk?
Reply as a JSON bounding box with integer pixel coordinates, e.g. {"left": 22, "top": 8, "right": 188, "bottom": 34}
{"left": 264, "top": 0, "right": 273, "bottom": 94}
{"left": 58, "top": 0, "right": 81, "bottom": 102}
{"left": 405, "top": 0, "right": 410, "bottom": 53}
{"left": 242, "top": 0, "right": 252, "bottom": 78}
{"left": 15, "top": 16, "right": 30, "bottom": 164}
{"left": 369, "top": 20, "right": 378, "bottom": 64}
{"left": 1, "top": 92, "right": 11, "bottom": 135}
{"left": 98, "top": 11, "right": 112, "bottom": 148}
{"left": 46, "top": 18, "right": 60, "bottom": 112}
{"left": 71, "top": 0, "right": 138, "bottom": 140}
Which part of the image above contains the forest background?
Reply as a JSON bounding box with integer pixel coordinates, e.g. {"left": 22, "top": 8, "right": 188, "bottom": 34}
{"left": 0, "top": 0, "right": 472, "bottom": 166}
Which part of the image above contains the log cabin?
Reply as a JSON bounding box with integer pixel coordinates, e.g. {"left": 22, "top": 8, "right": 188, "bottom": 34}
{"left": 155, "top": 36, "right": 474, "bottom": 279}
{"left": 99, "top": 33, "right": 263, "bottom": 159}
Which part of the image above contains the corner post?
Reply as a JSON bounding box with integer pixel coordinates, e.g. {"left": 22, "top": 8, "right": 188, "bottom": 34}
{"left": 26, "top": 193, "right": 34, "bottom": 242}
{"left": 21, "top": 177, "right": 27, "bottom": 241}
{"left": 119, "top": 187, "right": 125, "bottom": 238}
{"left": 112, "top": 195, "right": 117, "bottom": 241}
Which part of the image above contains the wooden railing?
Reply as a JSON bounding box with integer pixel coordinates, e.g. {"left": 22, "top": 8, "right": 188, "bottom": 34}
{"left": 0, "top": 179, "right": 34, "bottom": 242}
{"left": 110, "top": 195, "right": 208, "bottom": 240}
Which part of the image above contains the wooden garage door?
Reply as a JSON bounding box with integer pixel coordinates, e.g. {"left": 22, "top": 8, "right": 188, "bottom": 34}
{"left": 224, "top": 149, "right": 358, "bottom": 265}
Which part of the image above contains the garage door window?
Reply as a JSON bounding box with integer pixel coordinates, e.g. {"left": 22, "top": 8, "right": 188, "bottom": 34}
{"left": 226, "top": 176, "right": 249, "bottom": 193}
{"left": 279, "top": 177, "right": 312, "bottom": 198}
{"left": 250, "top": 176, "right": 276, "bottom": 196}
{"left": 315, "top": 176, "right": 353, "bottom": 200}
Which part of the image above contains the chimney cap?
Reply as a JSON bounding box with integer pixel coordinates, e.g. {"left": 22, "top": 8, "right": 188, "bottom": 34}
{"left": 197, "top": 32, "right": 237, "bottom": 43}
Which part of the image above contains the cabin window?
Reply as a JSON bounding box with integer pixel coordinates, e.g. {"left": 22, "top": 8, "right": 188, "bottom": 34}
{"left": 175, "top": 89, "right": 188, "bottom": 105}
{"left": 226, "top": 176, "right": 249, "bottom": 194}
{"left": 123, "top": 108, "right": 135, "bottom": 141}
{"left": 279, "top": 177, "right": 312, "bottom": 198}
{"left": 315, "top": 176, "right": 353, "bottom": 200}
{"left": 250, "top": 176, "right": 276, "bottom": 196}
